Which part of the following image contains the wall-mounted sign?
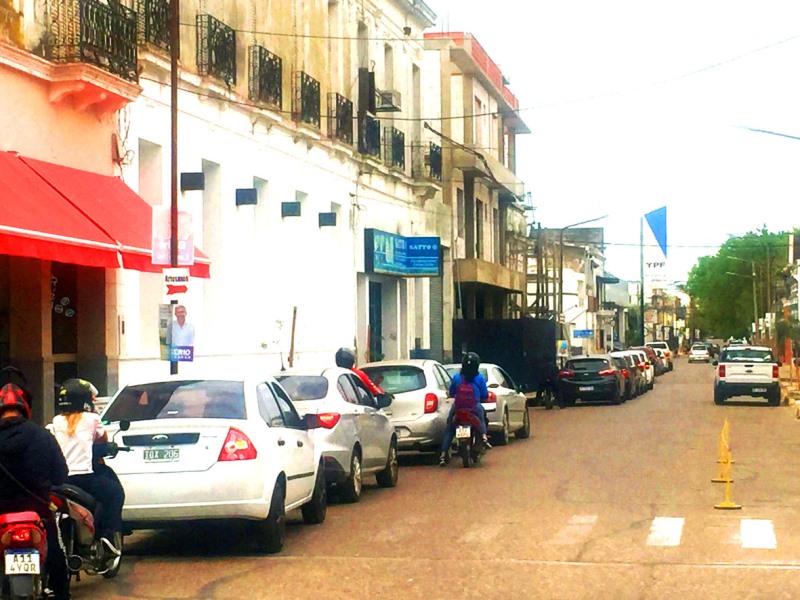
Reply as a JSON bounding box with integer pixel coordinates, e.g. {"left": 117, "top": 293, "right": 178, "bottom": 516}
{"left": 365, "top": 229, "right": 441, "bottom": 277}
{"left": 572, "top": 329, "right": 594, "bottom": 339}
{"left": 152, "top": 207, "right": 195, "bottom": 266}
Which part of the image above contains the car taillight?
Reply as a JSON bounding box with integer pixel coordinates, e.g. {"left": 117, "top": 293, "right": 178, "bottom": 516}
{"left": 665, "top": 351, "right": 671, "bottom": 358}
{"left": 773, "top": 365, "right": 779, "bottom": 378}
{"left": 558, "top": 370, "right": 574, "bottom": 378}
{"left": 638, "top": 361, "right": 647, "bottom": 369}
{"left": 317, "top": 413, "right": 341, "bottom": 429}
{"left": 621, "top": 369, "right": 630, "bottom": 378}
{"left": 485, "top": 391, "right": 497, "bottom": 403}
{"left": 424, "top": 393, "right": 438, "bottom": 413}
{"left": 598, "top": 368, "right": 615, "bottom": 376}
{"left": 718, "top": 365, "right": 726, "bottom": 378}
{"left": 11, "top": 529, "right": 31, "bottom": 543}
{"left": 218, "top": 428, "right": 257, "bottom": 461}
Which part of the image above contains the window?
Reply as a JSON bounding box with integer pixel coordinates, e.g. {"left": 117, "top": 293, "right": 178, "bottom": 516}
{"left": 257, "top": 383, "right": 284, "bottom": 427}
{"left": 337, "top": 375, "right": 359, "bottom": 404}
{"left": 361, "top": 365, "right": 426, "bottom": 394}
{"left": 351, "top": 377, "right": 377, "bottom": 407}
{"left": 272, "top": 384, "right": 303, "bottom": 428}
{"left": 276, "top": 375, "right": 328, "bottom": 401}
{"left": 456, "top": 188, "right": 466, "bottom": 239}
{"left": 494, "top": 368, "right": 511, "bottom": 389}
{"left": 433, "top": 365, "right": 450, "bottom": 390}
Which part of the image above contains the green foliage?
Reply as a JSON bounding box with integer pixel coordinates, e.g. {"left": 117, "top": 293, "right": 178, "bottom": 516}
{"left": 684, "top": 228, "right": 792, "bottom": 339}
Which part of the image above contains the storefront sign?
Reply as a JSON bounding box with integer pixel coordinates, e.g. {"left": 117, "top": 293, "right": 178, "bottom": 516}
{"left": 573, "top": 329, "right": 594, "bottom": 339}
{"left": 365, "top": 229, "right": 441, "bottom": 277}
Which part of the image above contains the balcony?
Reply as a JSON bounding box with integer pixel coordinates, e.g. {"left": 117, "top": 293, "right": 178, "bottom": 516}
{"left": 358, "top": 114, "right": 381, "bottom": 158}
{"left": 384, "top": 127, "right": 405, "bottom": 170}
{"left": 292, "top": 71, "right": 320, "bottom": 129}
{"left": 327, "top": 92, "right": 353, "bottom": 145}
{"left": 455, "top": 258, "right": 526, "bottom": 294}
{"left": 46, "top": 0, "right": 138, "bottom": 82}
{"left": 196, "top": 13, "right": 236, "bottom": 86}
{"left": 249, "top": 45, "right": 282, "bottom": 108}
{"left": 411, "top": 142, "right": 442, "bottom": 181}
{"left": 452, "top": 145, "right": 524, "bottom": 197}
{"left": 136, "top": 0, "right": 169, "bottom": 52}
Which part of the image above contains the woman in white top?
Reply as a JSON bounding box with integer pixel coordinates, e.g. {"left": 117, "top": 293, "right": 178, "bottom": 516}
{"left": 48, "top": 379, "right": 125, "bottom": 549}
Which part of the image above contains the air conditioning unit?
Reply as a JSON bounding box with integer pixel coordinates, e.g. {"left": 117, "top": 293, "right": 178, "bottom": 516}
{"left": 375, "top": 89, "right": 401, "bottom": 112}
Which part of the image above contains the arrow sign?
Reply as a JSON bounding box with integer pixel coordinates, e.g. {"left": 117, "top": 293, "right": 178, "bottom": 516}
{"left": 166, "top": 284, "right": 188, "bottom": 295}
{"left": 645, "top": 206, "right": 667, "bottom": 258}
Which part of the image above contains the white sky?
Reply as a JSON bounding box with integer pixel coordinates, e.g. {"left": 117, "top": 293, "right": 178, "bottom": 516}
{"left": 424, "top": 0, "right": 800, "bottom": 284}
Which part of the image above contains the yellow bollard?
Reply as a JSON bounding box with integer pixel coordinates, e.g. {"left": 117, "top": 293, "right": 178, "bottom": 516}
{"left": 713, "top": 419, "right": 742, "bottom": 510}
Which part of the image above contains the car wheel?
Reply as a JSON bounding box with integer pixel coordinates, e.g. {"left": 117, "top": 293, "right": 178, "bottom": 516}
{"left": 714, "top": 389, "right": 726, "bottom": 405}
{"left": 514, "top": 407, "right": 530, "bottom": 439}
{"left": 610, "top": 386, "right": 622, "bottom": 405}
{"left": 493, "top": 410, "right": 510, "bottom": 446}
{"left": 376, "top": 439, "right": 399, "bottom": 488}
{"left": 338, "top": 449, "right": 362, "bottom": 503}
{"left": 301, "top": 464, "right": 327, "bottom": 525}
{"left": 258, "top": 480, "right": 286, "bottom": 554}
{"left": 768, "top": 391, "right": 781, "bottom": 407}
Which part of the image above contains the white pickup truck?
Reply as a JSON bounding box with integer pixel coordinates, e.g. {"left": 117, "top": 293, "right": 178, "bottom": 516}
{"left": 713, "top": 345, "right": 782, "bottom": 406}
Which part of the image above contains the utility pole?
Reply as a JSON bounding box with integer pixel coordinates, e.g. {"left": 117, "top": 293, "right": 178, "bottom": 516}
{"left": 558, "top": 215, "right": 608, "bottom": 320}
{"left": 639, "top": 217, "right": 645, "bottom": 344}
{"left": 169, "top": 0, "right": 180, "bottom": 375}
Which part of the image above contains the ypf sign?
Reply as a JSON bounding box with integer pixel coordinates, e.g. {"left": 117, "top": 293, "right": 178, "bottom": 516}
{"left": 164, "top": 268, "right": 190, "bottom": 300}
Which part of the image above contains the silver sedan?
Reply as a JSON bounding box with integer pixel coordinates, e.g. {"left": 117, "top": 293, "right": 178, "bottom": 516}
{"left": 444, "top": 363, "right": 530, "bottom": 445}
{"left": 276, "top": 367, "right": 398, "bottom": 503}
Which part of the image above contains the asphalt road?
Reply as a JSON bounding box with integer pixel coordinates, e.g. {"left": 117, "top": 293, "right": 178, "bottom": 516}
{"left": 73, "top": 357, "right": 800, "bottom": 600}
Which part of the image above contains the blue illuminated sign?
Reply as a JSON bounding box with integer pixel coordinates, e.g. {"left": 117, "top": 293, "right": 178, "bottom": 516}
{"left": 365, "top": 229, "right": 441, "bottom": 277}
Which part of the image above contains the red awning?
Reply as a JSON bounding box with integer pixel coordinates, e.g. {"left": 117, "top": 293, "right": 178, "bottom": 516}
{"left": 0, "top": 152, "right": 121, "bottom": 268}
{"left": 0, "top": 152, "right": 210, "bottom": 278}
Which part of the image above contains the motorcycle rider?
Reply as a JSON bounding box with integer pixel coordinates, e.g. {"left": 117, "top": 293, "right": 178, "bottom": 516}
{"left": 0, "top": 374, "right": 70, "bottom": 600}
{"left": 439, "top": 352, "right": 491, "bottom": 467}
{"left": 335, "top": 347, "right": 387, "bottom": 397}
{"left": 48, "top": 379, "right": 125, "bottom": 555}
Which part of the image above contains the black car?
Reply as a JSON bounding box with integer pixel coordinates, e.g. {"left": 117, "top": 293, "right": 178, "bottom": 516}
{"left": 556, "top": 355, "right": 626, "bottom": 406}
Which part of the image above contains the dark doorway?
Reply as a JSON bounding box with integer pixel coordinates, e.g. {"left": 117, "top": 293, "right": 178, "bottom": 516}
{"left": 368, "top": 281, "right": 383, "bottom": 361}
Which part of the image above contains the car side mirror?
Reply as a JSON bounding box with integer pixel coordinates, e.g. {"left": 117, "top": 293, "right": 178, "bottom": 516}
{"left": 712, "top": 360, "right": 718, "bottom": 366}
{"left": 301, "top": 414, "right": 321, "bottom": 430}
{"left": 488, "top": 383, "right": 500, "bottom": 389}
{"left": 777, "top": 361, "right": 782, "bottom": 367}
{"left": 119, "top": 419, "right": 131, "bottom": 431}
{"left": 376, "top": 393, "right": 393, "bottom": 409}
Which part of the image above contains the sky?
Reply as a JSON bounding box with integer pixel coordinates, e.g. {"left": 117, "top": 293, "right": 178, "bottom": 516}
{"left": 424, "top": 0, "right": 800, "bottom": 285}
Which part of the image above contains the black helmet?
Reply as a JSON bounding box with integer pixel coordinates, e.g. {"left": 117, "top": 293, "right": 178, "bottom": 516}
{"left": 0, "top": 383, "right": 31, "bottom": 419}
{"left": 335, "top": 347, "right": 356, "bottom": 369}
{"left": 462, "top": 352, "right": 480, "bottom": 370}
{"left": 57, "top": 379, "right": 95, "bottom": 415}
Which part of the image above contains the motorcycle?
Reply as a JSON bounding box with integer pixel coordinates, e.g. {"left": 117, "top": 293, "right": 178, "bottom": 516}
{"left": 51, "top": 421, "right": 130, "bottom": 582}
{"left": 450, "top": 409, "right": 485, "bottom": 468}
{"left": 0, "top": 509, "right": 47, "bottom": 600}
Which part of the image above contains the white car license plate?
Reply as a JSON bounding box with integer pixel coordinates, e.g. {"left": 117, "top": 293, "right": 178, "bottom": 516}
{"left": 753, "top": 387, "right": 767, "bottom": 393}
{"left": 579, "top": 386, "right": 594, "bottom": 391}
{"left": 143, "top": 448, "right": 180, "bottom": 462}
{"left": 455, "top": 426, "right": 471, "bottom": 439}
{"left": 4, "top": 550, "right": 40, "bottom": 575}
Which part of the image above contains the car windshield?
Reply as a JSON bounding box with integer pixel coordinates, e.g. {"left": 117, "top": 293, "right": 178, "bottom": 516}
{"left": 723, "top": 349, "right": 774, "bottom": 362}
{"left": 691, "top": 345, "right": 707, "bottom": 351}
{"left": 445, "top": 367, "right": 488, "bottom": 379}
{"left": 275, "top": 375, "right": 329, "bottom": 401}
{"left": 103, "top": 380, "right": 246, "bottom": 422}
{"left": 566, "top": 359, "right": 610, "bottom": 371}
{"left": 362, "top": 365, "right": 426, "bottom": 393}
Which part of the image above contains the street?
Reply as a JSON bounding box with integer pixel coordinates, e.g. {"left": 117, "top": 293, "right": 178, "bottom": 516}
{"left": 73, "top": 357, "right": 800, "bottom": 600}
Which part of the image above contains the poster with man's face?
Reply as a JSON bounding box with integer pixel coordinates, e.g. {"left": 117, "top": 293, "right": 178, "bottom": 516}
{"left": 160, "top": 303, "right": 195, "bottom": 362}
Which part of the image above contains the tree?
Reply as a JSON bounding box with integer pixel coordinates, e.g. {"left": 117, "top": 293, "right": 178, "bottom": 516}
{"left": 684, "top": 228, "right": 789, "bottom": 339}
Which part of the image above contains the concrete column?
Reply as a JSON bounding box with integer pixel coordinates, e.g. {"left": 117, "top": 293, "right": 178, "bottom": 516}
{"left": 462, "top": 76, "right": 475, "bottom": 145}
{"left": 464, "top": 174, "right": 475, "bottom": 259}
{"left": 507, "top": 133, "right": 517, "bottom": 173}
{"left": 9, "top": 259, "right": 51, "bottom": 424}
{"left": 77, "top": 266, "right": 108, "bottom": 395}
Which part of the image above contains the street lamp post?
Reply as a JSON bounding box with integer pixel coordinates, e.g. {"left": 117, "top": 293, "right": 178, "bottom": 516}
{"left": 558, "top": 215, "right": 609, "bottom": 319}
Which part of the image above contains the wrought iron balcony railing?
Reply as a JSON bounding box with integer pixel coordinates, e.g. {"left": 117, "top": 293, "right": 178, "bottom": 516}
{"left": 136, "top": 0, "right": 169, "bottom": 51}
{"left": 327, "top": 93, "right": 353, "bottom": 145}
{"left": 46, "top": 0, "right": 138, "bottom": 82}
{"left": 384, "top": 127, "right": 405, "bottom": 170}
{"left": 292, "top": 71, "right": 321, "bottom": 128}
{"left": 196, "top": 13, "right": 236, "bottom": 86}
{"left": 411, "top": 142, "right": 443, "bottom": 181}
{"left": 359, "top": 115, "right": 381, "bottom": 158}
{"left": 248, "top": 45, "right": 282, "bottom": 108}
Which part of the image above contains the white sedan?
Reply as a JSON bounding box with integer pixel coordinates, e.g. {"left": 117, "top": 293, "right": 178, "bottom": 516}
{"left": 444, "top": 363, "right": 530, "bottom": 445}
{"left": 276, "top": 367, "right": 398, "bottom": 503}
{"left": 100, "top": 375, "right": 327, "bottom": 554}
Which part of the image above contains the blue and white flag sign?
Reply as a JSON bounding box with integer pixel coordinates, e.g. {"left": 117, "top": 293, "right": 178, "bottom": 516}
{"left": 645, "top": 206, "right": 667, "bottom": 258}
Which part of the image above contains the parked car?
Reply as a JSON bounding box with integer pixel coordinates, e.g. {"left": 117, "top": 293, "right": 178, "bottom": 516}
{"left": 652, "top": 348, "right": 668, "bottom": 375}
{"left": 275, "top": 367, "right": 398, "bottom": 503}
{"left": 609, "top": 351, "right": 643, "bottom": 399}
{"left": 556, "top": 355, "right": 626, "bottom": 406}
{"left": 361, "top": 359, "right": 452, "bottom": 453}
{"left": 688, "top": 343, "right": 711, "bottom": 363}
{"left": 100, "top": 375, "right": 327, "bottom": 554}
{"left": 444, "top": 362, "right": 530, "bottom": 445}
{"left": 645, "top": 341, "right": 674, "bottom": 371}
{"left": 631, "top": 346, "right": 657, "bottom": 389}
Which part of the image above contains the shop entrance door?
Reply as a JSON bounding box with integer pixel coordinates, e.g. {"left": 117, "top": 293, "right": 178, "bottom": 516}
{"left": 368, "top": 282, "right": 382, "bottom": 362}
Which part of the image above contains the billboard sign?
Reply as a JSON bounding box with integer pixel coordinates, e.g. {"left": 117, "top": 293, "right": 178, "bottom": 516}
{"left": 365, "top": 229, "right": 441, "bottom": 277}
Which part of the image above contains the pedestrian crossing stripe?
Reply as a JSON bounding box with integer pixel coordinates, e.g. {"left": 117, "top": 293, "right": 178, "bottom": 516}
{"left": 549, "top": 516, "right": 779, "bottom": 550}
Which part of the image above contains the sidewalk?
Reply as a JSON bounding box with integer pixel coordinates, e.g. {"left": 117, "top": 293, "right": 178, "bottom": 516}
{"left": 779, "top": 363, "right": 800, "bottom": 405}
